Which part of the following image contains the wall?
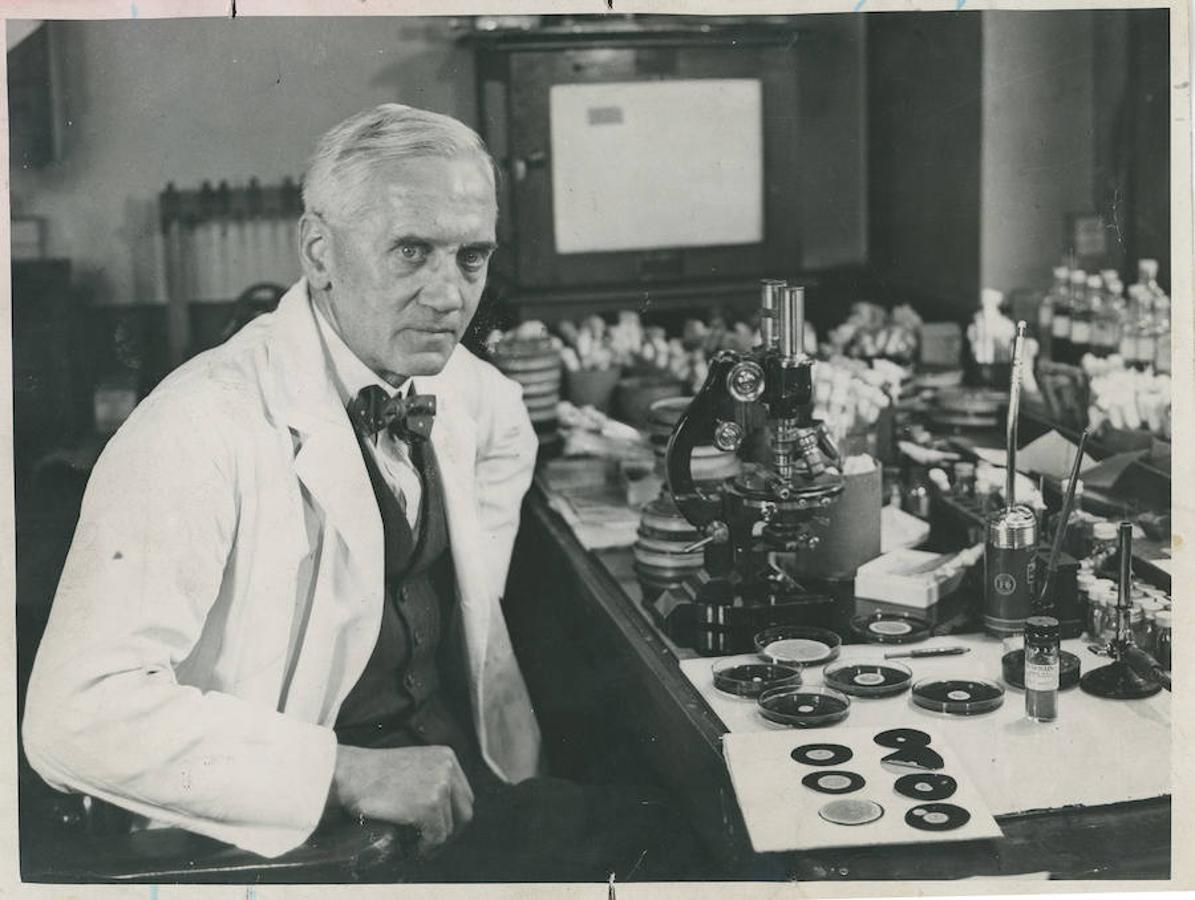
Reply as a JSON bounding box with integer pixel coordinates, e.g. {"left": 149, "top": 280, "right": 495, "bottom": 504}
{"left": 795, "top": 14, "right": 868, "bottom": 271}
{"left": 867, "top": 12, "right": 983, "bottom": 312}
{"left": 979, "top": 10, "right": 1096, "bottom": 294}
{"left": 9, "top": 17, "right": 476, "bottom": 306}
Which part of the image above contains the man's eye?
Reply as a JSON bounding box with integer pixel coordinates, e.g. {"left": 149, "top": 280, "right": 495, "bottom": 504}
{"left": 459, "top": 248, "right": 491, "bottom": 272}
{"left": 397, "top": 243, "right": 429, "bottom": 263}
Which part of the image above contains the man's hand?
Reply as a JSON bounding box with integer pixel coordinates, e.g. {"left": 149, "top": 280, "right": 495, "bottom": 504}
{"left": 330, "top": 745, "right": 475, "bottom": 854}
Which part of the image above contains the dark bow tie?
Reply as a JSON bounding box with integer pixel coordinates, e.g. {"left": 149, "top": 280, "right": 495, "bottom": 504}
{"left": 348, "top": 384, "right": 436, "bottom": 443}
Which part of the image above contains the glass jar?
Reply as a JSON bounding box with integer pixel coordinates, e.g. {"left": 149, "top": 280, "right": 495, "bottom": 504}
{"left": 1153, "top": 611, "right": 1172, "bottom": 670}
{"left": 1087, "top": 588, "right": 1117, "bottom": 642}
{"left": 1137, "top": 599, "right": 1165, "bottom": 655}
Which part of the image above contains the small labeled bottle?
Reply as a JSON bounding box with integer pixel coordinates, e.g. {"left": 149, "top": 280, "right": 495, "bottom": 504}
{"left": 1024, "top": 615, "right": 1061, "bottom": 722}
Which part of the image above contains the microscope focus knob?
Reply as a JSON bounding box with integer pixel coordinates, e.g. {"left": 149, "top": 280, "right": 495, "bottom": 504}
{"left": 728, "top": 361, "right": 766, "bottom": 403}
{"left": 714, "top": 420, "right": 745, "bottom": 451}
{"left": 681, "top": 520, "right": 731, "bottom": 553}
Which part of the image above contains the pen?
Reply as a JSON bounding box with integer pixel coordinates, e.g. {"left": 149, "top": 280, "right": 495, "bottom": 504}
{"left": 884, "top": 647, "right": 971, "bottom": 660}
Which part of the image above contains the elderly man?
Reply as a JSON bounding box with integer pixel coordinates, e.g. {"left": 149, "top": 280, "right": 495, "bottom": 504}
{"left": 23, "top": 104, "right": 690, "bottom": 882}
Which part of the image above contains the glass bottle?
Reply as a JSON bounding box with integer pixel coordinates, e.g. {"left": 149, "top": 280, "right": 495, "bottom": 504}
{"left": 1024, "top": 615, "right": 1061, "bottom": 722}
{"left": 1153, "top": 293, "right": 1171, "bottom": 375}
{"left": 1153, "top": 610, "right": 1172, "bottom": 670}
{"left": 1134, "top": 290, "right": 1157, "bottom": 371}
{"left": 1068, "top": 271, "right": 1093, "bottom": 363}
{"left": 1103, "top": 280, "right": 1126, "bottom": 358}
{"left": 1041, "top": 266, "right": 1068, "bottom": 360}
{"left": 1051, "top": 269, "right": 1076, "bottom": 364}
{"left": 1119, "top": 285, "right": 1141, "bottom": 366}
{"left": 1090, "top": 277, "right": 1117, "bottom": 357}
{"left": 1089, "top": 521, "right": 1118, "bottom": 578}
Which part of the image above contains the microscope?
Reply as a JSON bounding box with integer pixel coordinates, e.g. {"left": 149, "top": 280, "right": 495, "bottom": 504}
{"left": 651, "top": 280, "right": 845, "bottom": 655}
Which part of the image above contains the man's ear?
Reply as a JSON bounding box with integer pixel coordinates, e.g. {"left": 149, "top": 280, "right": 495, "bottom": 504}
{"left": 299, "top": 212, "right": 333, "bottom": 290}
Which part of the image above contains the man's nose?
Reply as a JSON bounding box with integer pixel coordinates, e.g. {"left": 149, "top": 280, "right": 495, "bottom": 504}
{"left": 420, "top": 256, "right": 465, "bottom": 313}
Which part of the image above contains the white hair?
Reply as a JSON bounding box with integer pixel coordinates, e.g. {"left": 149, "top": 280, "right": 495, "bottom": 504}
{"left": 302, "top": 103, "right": 496, "bottom": 222}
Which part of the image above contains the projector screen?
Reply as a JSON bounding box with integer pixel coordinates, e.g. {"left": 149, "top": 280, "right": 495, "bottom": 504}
{"left": 549, "top": 78, "right": 766, "bottom": 255}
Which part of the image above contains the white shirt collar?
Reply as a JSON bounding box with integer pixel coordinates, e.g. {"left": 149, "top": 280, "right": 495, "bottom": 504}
{"left": 310, "top": 290, "right": 409, "bottom": 404}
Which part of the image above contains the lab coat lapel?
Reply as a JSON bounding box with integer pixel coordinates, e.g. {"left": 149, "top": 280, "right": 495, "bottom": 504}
{"left": 265, "top": 282, "right": 384, "bottom": 719}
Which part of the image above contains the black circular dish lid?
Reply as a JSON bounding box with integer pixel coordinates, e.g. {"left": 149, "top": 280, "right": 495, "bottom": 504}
{"left": 851, "top": 611, "right": 933, "bottom": 645}
{"left": 905, "top": 802, "right": 971, "bottom": 831}
{"left": 711, "top": 660, "right": 802, "bottom": 698}
{"left": 758, "top": 686, "right": 850, "bottom": 728}
{"left": 874, "top": 727, "right": 933, "bottom": 749}
{"left": 791, "top": 743, "right": 854, "bottom": 767}
{"left": 824, "top": 660, "right": 913, "bottom": 698}
{"left": 912, "top": 677, "right": 1006, "bottom": 715}
{"left": 894, "top": 772, "right": 958, "bottom": 801}
{"left": 802, "top": 770, "right": 866, "bottom": 795}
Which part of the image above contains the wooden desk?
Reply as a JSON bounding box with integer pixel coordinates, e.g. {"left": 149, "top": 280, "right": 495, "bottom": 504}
{"left": 505, "top": 487, "right": 1171, "bottom": 881}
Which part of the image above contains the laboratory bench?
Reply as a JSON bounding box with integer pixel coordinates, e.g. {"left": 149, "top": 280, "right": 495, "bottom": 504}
{"left": 504, "top": 484, "right": 1172, "bottom": 881}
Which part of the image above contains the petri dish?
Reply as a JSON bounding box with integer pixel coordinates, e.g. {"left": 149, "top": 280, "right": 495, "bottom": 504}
{"left": 758, "top": 685, "right": 851, "bottom": 728}
{"left": 754, "top": 626, "right": 842, "bottom": 667}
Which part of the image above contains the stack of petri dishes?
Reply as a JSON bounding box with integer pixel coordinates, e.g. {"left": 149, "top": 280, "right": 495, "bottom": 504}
{"left": 633, "top": 493, "right": 706, "bottom": 601}
{"left": 491, "top": 336, "right": 563, "bottom": 455}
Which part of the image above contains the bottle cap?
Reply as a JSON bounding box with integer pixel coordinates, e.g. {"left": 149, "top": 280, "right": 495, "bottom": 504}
{"left": 1053, "top": 266, "right": 1070, "bottom": 279}
{"left": 1092, "top": 522, "right": 1117, "bottom": 540}
{"left": 1086, "top": 275, "right": 1103, "bottom": 289}
{"left": 1071, "top": 270, "right": 1088, "bottom": 283}
{"left": 1025, "top": 616, "right": 1060, "bottom": 642}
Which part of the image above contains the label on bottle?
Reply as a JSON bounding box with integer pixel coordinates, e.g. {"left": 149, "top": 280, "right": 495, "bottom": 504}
{"left": 1052, "top": 314, "right": 1071, "bottom": 338}
{"left": 1025, "top": 660, "right": 1060, "bottom": 692}
{"left": 1119, "top": 335, "right": 1137, "bottom": 362}
{"left": 1070, "top": 320, "right": 1091, "bottom": 344}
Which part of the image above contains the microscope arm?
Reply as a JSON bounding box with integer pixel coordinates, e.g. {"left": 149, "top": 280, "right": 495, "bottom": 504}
{"left": 665, "top": 351, "right": 741, "bottom": 529}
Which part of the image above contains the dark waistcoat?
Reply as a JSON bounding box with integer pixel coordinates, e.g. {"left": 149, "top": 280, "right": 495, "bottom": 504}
{"left": 334, "top": 432, "right": 476, "bottom": 763}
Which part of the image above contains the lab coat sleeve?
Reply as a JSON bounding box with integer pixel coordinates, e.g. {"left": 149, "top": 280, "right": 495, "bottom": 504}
{"left": 470, "top": 357, "right": 538, "bottom": 592}
{"left": 21, "top": 383, "right": 338, "bottom": 858}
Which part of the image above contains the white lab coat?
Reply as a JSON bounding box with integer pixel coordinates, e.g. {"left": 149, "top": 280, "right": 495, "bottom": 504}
{"left": 22, "top": 280, "right": 543, "bottom": 857}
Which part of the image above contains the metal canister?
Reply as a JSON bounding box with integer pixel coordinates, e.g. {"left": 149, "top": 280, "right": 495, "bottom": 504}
{"left": 984, "top": 505, "right": 1039, "bottom": 636}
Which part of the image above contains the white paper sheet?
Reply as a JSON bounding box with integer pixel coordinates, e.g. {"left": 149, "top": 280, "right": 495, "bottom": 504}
{"left": 684, "top": 633, "right": 1171, "bottom": 817}
{"left": 724, "top": 726, "right": 1004, "bottom": 853}
{"left": 549, "top": 79, "right": 764, "bottom": 254}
